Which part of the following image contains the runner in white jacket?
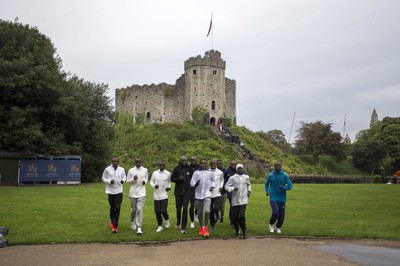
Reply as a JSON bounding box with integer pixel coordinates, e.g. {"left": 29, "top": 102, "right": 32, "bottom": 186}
{"left": 126, "top": 158, "right": 148, "bottom": 235}
{"left": 209, "top": 160, "right": 224, "bottom": 231}
{"left": 150, "top": 160, "right": 171, "bottom": 232}
{"left": 190, "top": 159, "right": 215, "bottom": 238}
{"left": 224, "top": 164, "right": 251, "bottom": 239}
{"left": 102, "top": 157, "right": 126, "bottom": 233}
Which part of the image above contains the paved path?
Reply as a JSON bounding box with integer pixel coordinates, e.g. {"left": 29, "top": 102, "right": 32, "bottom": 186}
{"left": 311, "top": 241, "right": 400, "bottom": 266}
{"left": 1, "top": 238, "right": 399, "bottom": 266}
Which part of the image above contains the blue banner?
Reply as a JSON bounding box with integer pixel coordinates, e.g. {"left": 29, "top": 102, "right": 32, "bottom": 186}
{"left": 20, "top": 159, "right": 81, "bottom": 182}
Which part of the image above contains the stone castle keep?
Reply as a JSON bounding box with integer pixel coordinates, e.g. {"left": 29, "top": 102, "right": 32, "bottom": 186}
{"left": 115, "top": 50, "right": 236, "bottom": 125}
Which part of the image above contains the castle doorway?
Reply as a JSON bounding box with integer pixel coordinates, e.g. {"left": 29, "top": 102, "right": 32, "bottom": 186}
{"left": 210, "top": 117, "right": 216, "bottom": 125}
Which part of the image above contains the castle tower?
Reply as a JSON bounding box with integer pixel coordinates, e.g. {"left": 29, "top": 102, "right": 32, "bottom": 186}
{"left": 370, "top": 108, "right": 379, "bottom": 128}
{"left": 115, "top": 50, "right": 236, "bottom": 125}
{"left": 183, "top": 50, "right": 236, "bottom": 124}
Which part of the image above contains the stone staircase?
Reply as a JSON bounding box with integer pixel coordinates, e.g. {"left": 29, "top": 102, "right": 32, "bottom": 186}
{"left": 209, "top": 124, "right": 272, "bottom": 176}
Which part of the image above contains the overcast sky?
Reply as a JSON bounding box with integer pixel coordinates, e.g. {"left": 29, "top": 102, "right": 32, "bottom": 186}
{"left": 1, "top": 0, "right": 399, "bottom": 143}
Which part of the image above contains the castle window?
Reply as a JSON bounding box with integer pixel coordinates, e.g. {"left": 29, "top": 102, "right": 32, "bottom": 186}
{"left": 212, "top": 101, "right": 216, "bottom": 110}
{"left": 147, "top": 112, "right": 151, "bottom": 120}
{"left": 213, "top": 70, "right": 217, "bottom": 75}
{"left": 193, "top": 69, "right": 197, "bottom": 75}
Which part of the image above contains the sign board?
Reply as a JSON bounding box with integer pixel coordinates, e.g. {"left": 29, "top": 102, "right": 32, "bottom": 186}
{"left": 20, "top": 159, "right": 81, "bottom": 183}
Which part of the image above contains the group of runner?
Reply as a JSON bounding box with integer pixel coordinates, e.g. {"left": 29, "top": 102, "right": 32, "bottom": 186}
{"left": 102, "top": 156, "right": 292, "bottom": 239}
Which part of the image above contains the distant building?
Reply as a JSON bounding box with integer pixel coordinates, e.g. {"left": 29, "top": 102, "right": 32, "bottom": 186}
{"left": 370, "top": 108, "right": 379, "bottom": 128}
{"left": 115, "top": 50, "right": 236, "bottom": 125}
{"left": 343, "top": 133, "right": 351, "bottom": 144}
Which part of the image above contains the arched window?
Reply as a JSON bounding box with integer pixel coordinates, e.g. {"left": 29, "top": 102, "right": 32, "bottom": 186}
{"left": 212, "top": 101, "right": 216, "bottom": 110}
{"left": 147, "top": 112, "right": 151, "bottom": 120}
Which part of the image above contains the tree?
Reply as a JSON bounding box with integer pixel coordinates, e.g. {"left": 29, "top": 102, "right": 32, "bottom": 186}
{"left": 0, "top": 19, "right": 64, "bottom": 152}
{"left": 353, "top": 117, "right": 400, "bottom": 175}
{"left": 191, "top": 106, "right": 207, "bottom": 125}
{"left": 378, "top": 117, "right": 400, "bottom": 160}
{"left": 354, "top": 122, "right": 382, "bottom": 143}
{"left": 218, "top": 116, "right": 233, "bottom": 127}
{"left": 257, "top": 129, "right": 291, "bottom": 153}
{"left": 0, "top": 20, "right": 115, "bottom": 181}
{"left": 135, "top": 113, "right": 145, "bottom": 125}
{"left": 294, "top": 121, "right": 344, "bottom": 163}
{"left": 352, "top": 140, "right": 386, "bottom": 175}
{"left": 62, "top": 77, "right": 115, "bottom": 181}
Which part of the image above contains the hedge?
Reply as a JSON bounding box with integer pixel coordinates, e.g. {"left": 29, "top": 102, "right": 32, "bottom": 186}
{"left": 290, "top": 175, "right": 383, "bottom": 184}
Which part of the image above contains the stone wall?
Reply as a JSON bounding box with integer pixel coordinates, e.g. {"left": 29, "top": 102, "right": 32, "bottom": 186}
{"left": 224, "top": 78, "right": 236, "bottom": 118}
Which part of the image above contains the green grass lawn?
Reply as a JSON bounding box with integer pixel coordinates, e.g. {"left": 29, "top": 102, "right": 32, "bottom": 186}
{"left": 0, "top": 183, "right": 399, "bottom": 245}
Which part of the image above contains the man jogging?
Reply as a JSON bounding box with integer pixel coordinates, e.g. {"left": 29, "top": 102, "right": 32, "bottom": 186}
{"left": 265, "top": 161, "right": 292, "bottom": 234}
{"left": 102, "top": 157, "right": 126, "bottom": 233}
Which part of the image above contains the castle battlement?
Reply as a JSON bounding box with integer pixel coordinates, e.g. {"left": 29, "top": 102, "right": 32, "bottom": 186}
{"left": 184, "top": 50, "right": 225, "bottom": 70}
{"left": 115, "top": 50, "right": 236, "bottom": 125}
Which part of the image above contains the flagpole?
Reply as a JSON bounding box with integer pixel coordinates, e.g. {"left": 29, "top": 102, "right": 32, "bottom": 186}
{"left": 288, "top": 112, "right": 296, "bottom": 145}
{"left": 342, "top": 113, "right": 347, "bottom": 141}
{"left": 207, "top": 12, "right": 213, "bottom": 50}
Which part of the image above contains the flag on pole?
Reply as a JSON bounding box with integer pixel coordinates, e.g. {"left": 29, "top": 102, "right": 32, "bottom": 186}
{"left": 206, "top": 13, "right": 213, "bottom": 37}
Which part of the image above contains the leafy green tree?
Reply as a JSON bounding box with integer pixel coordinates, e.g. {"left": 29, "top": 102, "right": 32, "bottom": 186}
{"left": 135, "top": 113, "right": 145, "bottom": 125}
{"left": 294, "top": 121, "right": 344, "bottom": 163}
{"left": 353, "top": 117, "right": 400, "bottom": 175}
{"left": 382, "top": 155, "right": 395, "bottom": 177}
{"left": 191, "top": 106, "right": 207, "bottom": 125}
{"left": 0, "top": 20, "right": 115, "bottom": 181}
{"left": 218, "top": 116, "right": 233, "bottom": 127}
{"left": 352, "top": 139, "right": 386, "bottom": 175}
{"left": 257, "top": 129, "right": 291, "bottom": 153}
{"left": 0, "top": 19, "right": 64, "bottom": 152}
{"left": 354, "top": 122, "right": 382, "bottom": 142}
{"left": 62, "top": 77, "right": 115, "bottom": 181}
{"left": 378, "top": 117, "right": 400, "bottom": 160}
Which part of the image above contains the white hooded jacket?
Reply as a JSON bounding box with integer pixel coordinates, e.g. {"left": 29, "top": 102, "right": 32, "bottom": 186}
{"left": 190, "top": 169, "right": 215, "bottom": 200}
{"left": 225, "top": 173, "right": 251, "bottom": 206}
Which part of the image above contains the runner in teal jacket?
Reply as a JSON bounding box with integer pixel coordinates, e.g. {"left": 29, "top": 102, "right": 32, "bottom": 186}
{"left": 265, "top": 167, "right": 292, "bottom": 202}
{"left": 264, "top": 161, "right": 292, "bottom": 234}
